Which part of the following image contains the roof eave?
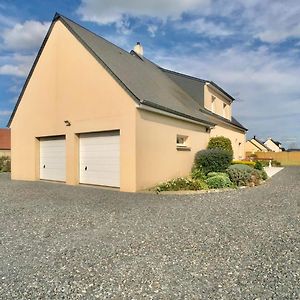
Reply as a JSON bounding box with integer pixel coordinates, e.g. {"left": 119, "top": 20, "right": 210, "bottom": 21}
{"left": 139, "top": 100, "right": 215, "bottom": 128}
{"left": 205, "top": 82, "right": 235, "bottom": 103}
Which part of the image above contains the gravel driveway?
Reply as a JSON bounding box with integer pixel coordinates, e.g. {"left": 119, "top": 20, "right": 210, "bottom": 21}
{"left": 0, "top": 168, "right": 299, "bottom": 299}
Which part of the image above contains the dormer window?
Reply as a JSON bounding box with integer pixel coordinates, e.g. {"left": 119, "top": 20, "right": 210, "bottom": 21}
{"left": 223, "top": 103, "right": 227, "bottom": 118}
{"left": 211, "top": 96, "right": 216, "bottom": 113}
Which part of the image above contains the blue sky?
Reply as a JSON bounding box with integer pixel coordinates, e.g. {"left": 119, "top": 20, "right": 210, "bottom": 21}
{"left": 1, "top": 0, "right": 300, "bottom": 148}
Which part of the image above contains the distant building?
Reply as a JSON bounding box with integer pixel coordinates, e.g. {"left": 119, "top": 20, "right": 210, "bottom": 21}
{"left": 286, "top": 148, "right": 300, "bottom": 152}
{"left": 0, "top": 128, "right": 11, "bottom": 157}
{"left": 264, "top": 138, "right": 285, "bottom": 152}
{"left": 245, "top": 136, "right": 271, "bottom": 153}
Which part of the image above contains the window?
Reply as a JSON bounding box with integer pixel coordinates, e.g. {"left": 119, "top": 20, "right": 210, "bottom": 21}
{"left": 176, "top": 135, "right": 190, "bottom": 150}
{"left": 211, "top": 96, "right": 216, "bottom": 113}
{"left": 223, "top": 103, "right": 227, "bottom": 118}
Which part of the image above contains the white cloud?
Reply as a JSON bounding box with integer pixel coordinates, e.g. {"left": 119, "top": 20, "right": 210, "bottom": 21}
{"left": 148, "top": 44, "right": 300, "bottom": 144}
{"left": 77, "top": 0, "right": 211, "bottom": 24}
{"left": 175, "top": 18, "right": 232, "bottom": 37}
{"left": 0, "top": 54, "right": 34, "bottom": 77}
{"left": 0, "top": 110, "right": 12, "bottom": 116}
{"left": 1, "top": 20, "right": 50, "bottom": 51}
{"left": 147, "top": 25, "right": 159, "bottom": 38}
{"left": 77, "top": 0, "right": 300, "bottom": 43}
{"left": 0, "top": 65, "right": 25, "bottom": 77}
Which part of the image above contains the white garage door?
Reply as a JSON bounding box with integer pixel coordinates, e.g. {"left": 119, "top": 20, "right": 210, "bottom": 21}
{"left": 79, "top": 131, "right": 120, "bottom": 187}
{"left": 40, "top": 136, "right": 66, "bottom": 182}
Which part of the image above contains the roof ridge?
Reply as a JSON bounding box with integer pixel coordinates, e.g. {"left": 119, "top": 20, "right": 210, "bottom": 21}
{"left": 160, "top": 67, "right": 207, "bottom": 83}
{"left": 55, "top": 13, "right": 132, "bottom": 56}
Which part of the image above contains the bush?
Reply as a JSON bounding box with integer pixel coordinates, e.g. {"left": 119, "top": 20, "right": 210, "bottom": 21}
{"left": 232, "top": 160, "right": 255, "bottom": 168}
{"left": 194, "top": 149, "right": 233, "bottom": 175}
{"left": 207, "top": 172, "right": 229, "bottom": 178}
{"left": 156, "top": 177, "right": 208, "bottom": 192}
{"left": 259, "top": 170, "right": 268, "bottom": 180}
{"left": 254, "top": 161, "right": 263, "bottom": 170}
{"left": 272, "top": 160, "right": 281, "bottom": 167}
{"left": 207, "top": 136, "right": 233, "bottom": 154}
{"left": 255, "top": 160, "right": 269, "bottom": 167}
{"left": 0, "top": 156, "right": 11, "bottom": 172}
{"left": 226, "top": 164, "right": 264, "bottom": 187}
{"left": 191, "top": 165, "right": 206, "bottom": 180}
{"left": 205, "top": 175, "right": 233, "bottom": 189}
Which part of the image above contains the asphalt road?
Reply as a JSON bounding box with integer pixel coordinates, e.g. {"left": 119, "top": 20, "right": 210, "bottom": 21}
{"left": 0, "top": 168, "right": 299, "bottom": 299}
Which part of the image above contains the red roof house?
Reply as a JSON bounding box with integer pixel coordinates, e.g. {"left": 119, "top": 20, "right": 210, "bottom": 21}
{"left": 0, "top": 128, "right": 11, "bottom": 150}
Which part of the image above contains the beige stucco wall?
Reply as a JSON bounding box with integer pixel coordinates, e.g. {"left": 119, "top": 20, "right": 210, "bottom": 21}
{"left": 204, "top": 84, "right": 232, "bottom": 120}
{"left": 10, "top": 20, "right": 137, "bottom": 192}
{"left": 10, "top": 19, "right": 247, "bottom": 192}
{"left": 136, "top": 109, "right": 209, "bottom": 190}
{"left": 0, "top": 150, "right": 10, "bottom": 157}
{"left": 210, "top": 124, "right": 245, "bottom": 160}
{"left": 245, "top": 141, "right": 260, "bottom": 154}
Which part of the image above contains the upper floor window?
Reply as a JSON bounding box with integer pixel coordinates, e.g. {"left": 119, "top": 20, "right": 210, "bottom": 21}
{"left": 223, "top": 103, "right": 227, "bottom": 118}
{"left": 211, "top": 96, "right": 216, "bottom": 113}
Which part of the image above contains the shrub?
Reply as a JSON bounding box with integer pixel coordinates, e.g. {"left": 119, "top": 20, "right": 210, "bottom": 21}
{"left": 156, "top": 177, "right": 208, "bottom": 192}
{"left": 207, "top": 172, "right": 229, "bottom": 178}
{"left": 254, "top": 161, "right": 263, "bottom": 170}
{"left": 205, "top": 175, "right": 233, "bottom": 189}
{"left": 191, "top": 165, "right": 206, "bottom": 180}
{"left": 255, "top": 160, "right": 269, "bottom": 167}
{"left": 272, "top": 160, "right": 281, "bottom": 167}
{"left": 0, "top": 156, "right": 11, "bottom": 172}
{"left": 259, "top": 170, "right": 268, "bottom": 180}
{"left": 232, "top": 160, "right": 255, "bottom": 168}
{"left": 226, "top": 164, "right": 264, "bottom": 187}
{"left": 207, "top": 136, "right": 233, "bottom": 154}
{"left": 194, "top": 149, "right": 233, "bottom": 174}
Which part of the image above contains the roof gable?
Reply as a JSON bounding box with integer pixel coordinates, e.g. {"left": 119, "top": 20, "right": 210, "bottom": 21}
{"left": 8, "top": 14, "right": 247, "bottom": 131}
{"left": 8, "top": 13, "right": 215, "bottom": 127}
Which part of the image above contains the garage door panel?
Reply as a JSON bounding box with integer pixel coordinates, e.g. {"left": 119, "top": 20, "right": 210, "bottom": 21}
{"left": 79, "top": 132, "right": 120, "bottom": 187}
{"left": 40, "top": 137, "right": 66, "bottom": 182}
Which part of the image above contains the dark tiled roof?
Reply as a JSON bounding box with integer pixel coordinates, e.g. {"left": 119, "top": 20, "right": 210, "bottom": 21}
{"left": 160, "top": 68, "right": 246, "bottom": 131}
{"left": 8, "top": 13, "right": 245, "bottom": 131}
{"left": 250, "top": 136, "right": 271, "bottom": 151}
{"left": 55, "top": 15, "right": 214, "bottom": 126}
{"left": 0, "top": 128, "right": 11, "bottom": 150}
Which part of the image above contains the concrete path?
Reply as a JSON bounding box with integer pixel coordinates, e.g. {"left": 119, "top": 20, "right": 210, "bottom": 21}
{"left": 264, "top": 166, "right": 284, "bottom": 177}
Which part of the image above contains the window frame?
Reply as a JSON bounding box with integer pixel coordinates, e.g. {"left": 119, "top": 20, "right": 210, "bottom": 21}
{"left": 176, "top": 134, "right": 190, "bottom": 151}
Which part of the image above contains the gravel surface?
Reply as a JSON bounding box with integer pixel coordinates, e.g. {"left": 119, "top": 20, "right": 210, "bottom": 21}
{"left": 0, "top": 168, "right": 299, "bottom": 299}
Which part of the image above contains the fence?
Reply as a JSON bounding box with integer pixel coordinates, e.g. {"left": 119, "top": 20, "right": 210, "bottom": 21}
{"left": 246, "top": 151, "right": 300, "bottom": 166}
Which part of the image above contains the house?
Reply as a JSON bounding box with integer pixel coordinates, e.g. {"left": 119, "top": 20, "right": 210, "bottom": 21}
{"left": 8, "top": 14, "right": 247, "bottom": 192}
{"left": 245, "top": 136, "right": 270, "bottom": 153}
{"left": 0, "top": 128, "right": 11, "bottom": 157}
{"left": 264, "top": 138, "right": 285, "bottom": 152}
{"left": 286, "top": 148, "right": 300, "bottom": 152}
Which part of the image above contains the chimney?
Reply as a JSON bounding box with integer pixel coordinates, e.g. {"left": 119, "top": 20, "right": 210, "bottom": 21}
{"left": 134, "top": 42, "right": 143, "bottom": 56}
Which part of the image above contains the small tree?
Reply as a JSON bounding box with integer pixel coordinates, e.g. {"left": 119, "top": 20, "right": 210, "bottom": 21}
{"left": 207, "top": 136, "right": 233, "bottom": 155}
{"left": 194, "top": 149, "right": 233, "bottom": 174}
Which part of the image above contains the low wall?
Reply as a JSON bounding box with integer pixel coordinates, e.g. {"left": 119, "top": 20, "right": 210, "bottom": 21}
{"left": 0, "top": 150, "right": 11, "bottom": 157}
{"left": 248, "top": 151, "right": 300, "bottom": 166}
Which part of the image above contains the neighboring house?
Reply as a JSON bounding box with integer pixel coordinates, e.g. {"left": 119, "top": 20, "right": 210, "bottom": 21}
{"left": 264, "top": 138, "right": 285, "bottom": 152}
{"left": 0, "top": 128, "right": 11, "bottom": 157}
{"left": 8, "top": 14, "right": 247, "bottom": 192}
{"left": 245, "top": 136, "right": 270, "bottom": 153}
{"left": 286, "top": 148, "right": 300, "bottom": 152}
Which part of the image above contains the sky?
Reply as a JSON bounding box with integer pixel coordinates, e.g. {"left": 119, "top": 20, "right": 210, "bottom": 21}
{"left": 0, "top": 0, "right": 300, "bottom": 148}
